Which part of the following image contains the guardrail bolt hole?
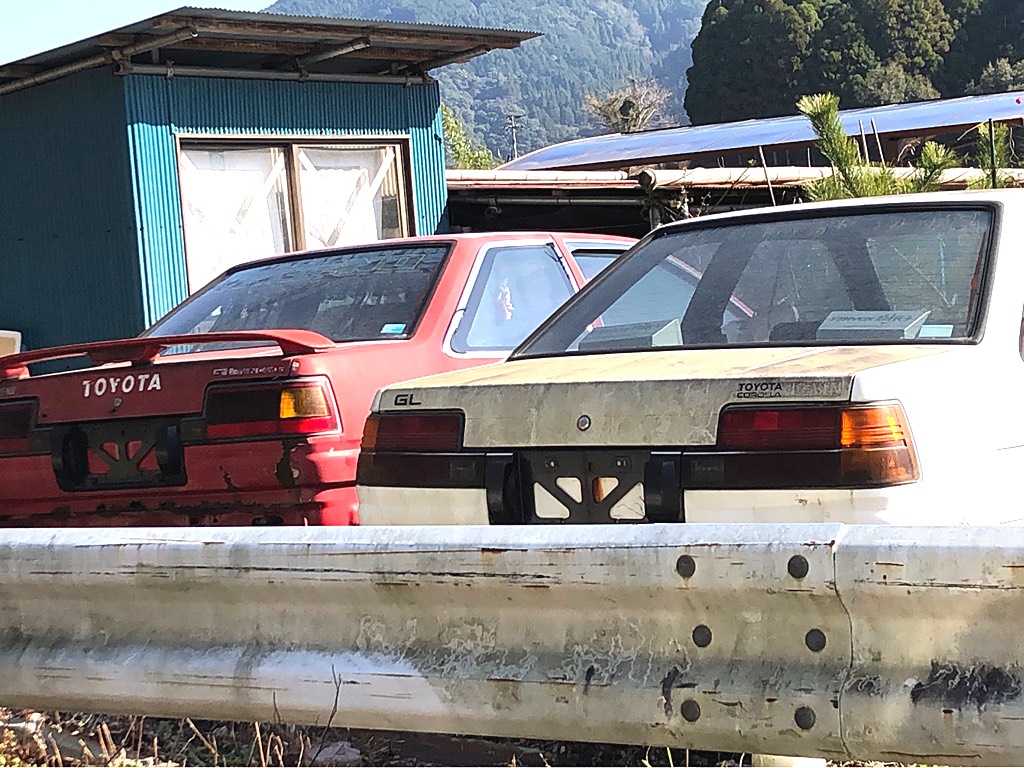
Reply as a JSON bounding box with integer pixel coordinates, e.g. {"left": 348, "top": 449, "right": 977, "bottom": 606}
{"left": 692, "top": 624, "right": 712, "bottom": 648}
{"left": 805, "top": 629, "right": 827, "bottom": 652}
{"left": 795, "top": 706, "right": 816, "bottom": 730}
{"left": 788, "top": 555, "right": 809, "bottom": 579}
{"left": 681, "top": 700, "right": 701, "bottom": 722}
{"left": 676, "top": 555, "right": 696, "bottom": 579}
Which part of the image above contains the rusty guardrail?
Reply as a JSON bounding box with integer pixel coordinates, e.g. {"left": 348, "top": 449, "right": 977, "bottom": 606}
{"left": 0, "top": 524, "right": 1019, "bottom": 764}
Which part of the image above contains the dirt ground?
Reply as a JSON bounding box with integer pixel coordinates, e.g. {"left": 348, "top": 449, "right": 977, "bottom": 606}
{"left": 0, "top": 710, "right": 770, "bottom": 767}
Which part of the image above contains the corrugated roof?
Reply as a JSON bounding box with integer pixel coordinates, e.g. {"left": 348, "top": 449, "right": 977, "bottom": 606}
{"left": 501, "top": 92, "right": 1024, "bottom": 171}
{"left": 0, "top": 6, "right": 538, "bottom": 93}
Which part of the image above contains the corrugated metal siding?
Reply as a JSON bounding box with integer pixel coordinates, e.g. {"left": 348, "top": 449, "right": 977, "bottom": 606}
{"left": 0, "top": 69, "right": 142, "bottom": 348}
{"left": 123, "top": 79, "right": 189, "bottom": 328}
{"left": 124, "top": 74, "right": 447, "bottom": 324}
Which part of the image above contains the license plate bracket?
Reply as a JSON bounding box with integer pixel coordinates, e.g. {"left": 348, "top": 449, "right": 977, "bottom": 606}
{"left": 521, "top": 449, "right": 650, "bottom": 523}
{"left": 51, "top": 419, "right": 187, "bottom": 492}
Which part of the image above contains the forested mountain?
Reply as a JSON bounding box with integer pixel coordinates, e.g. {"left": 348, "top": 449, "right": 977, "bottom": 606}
{"left": 265, "top": 0, "right": 1024, "bottom": 157}
{"left": 685, "top": 0, "right": 1024, "bottom": 125}
{"left": 265, "top": 0, "right": 709, "bottom": 157}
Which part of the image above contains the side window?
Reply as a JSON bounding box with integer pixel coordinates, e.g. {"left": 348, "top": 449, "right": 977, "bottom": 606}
{"left": 451, "top": 244, "right": 575, "bottom": 353}
{"left": 569, "top": 246, "right": 630, "bottom": 281}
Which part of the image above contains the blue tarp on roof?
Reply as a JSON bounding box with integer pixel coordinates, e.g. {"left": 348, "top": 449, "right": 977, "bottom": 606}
{"left": 502, "top": 92, "right": 1024, "bottom": 171}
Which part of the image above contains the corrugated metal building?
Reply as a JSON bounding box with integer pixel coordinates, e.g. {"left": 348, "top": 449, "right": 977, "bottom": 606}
{"left": 0, "top": 8, "right": 535, "bottom": 348}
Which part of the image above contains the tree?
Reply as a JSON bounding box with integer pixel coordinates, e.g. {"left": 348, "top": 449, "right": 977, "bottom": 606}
{"left": 583, "top": 78, "right": 671, "bottom": 133}
{"left": 441, "top": 105, "right": 498, "bottom": 170}
{"left": 937, "top": 0, "right": 1024, "bottom": 94}
{"left": 685, "top": 0, "right": 822, "bottom": 125}
{"left": 864, "top": 0, "right": 954, "bottom": 75}
{"left": 796, "top": 92, "right": 957, "bottom": 201}
{"left": 966, "top": 58, "right": 1024, "bottom": 94}
{"left": 855, "top": 61, "right": 941, "bottom": 105}
{"left": 801, "top": 0, "right": 879, "bottom": 105}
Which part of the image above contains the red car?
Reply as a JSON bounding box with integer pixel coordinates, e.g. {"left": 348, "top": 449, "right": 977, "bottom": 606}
{"left": 0, "top": 232, "right": 635, "bottom": 527}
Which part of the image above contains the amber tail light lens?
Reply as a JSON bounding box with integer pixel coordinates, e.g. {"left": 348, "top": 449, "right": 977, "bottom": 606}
{"left": 204, "top": 379, "right": 339, "bottom": 439}
{"left": 0, "top": 400, "right": 35, "bottom": 455}
{"left": 714, "top": 403, "right": 918, "bottom": 487}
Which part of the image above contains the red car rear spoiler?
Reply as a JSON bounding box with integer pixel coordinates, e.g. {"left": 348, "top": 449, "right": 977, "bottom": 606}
{"left": 0, "top": 330, "right": 335, "bottom": 381}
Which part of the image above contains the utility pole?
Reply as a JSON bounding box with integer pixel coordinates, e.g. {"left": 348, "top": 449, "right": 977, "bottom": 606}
{"left": 506, "top": 113, "right": 522, "bottom": 160}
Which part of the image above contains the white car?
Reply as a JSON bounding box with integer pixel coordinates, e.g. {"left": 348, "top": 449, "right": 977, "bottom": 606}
{"left": 357, "top": 190, "right": 1024, "bottom": 527}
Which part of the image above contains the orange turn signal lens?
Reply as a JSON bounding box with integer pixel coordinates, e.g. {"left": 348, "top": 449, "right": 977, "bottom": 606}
{"left": 840, "top": 404, "right": 918, "bottom": 485}
{"left": 841, "top": 405, "right": 908, "bottom": 448}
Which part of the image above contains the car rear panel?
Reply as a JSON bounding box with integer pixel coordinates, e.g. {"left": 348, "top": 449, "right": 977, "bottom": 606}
{"left": 359, "top": 345, "right": 952, "bottom": 526}
{"left": 378, "top": 346, "right": 949, "bottom": 447}
{"left": 0, "top": 336, "right": 355, "bottom": 526}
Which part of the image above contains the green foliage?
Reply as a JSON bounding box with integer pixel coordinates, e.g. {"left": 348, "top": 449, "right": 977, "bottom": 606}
{"left": 796, "top": 92, "right": 958, "bottom": 200}
{"left": 688, "top": 0, "right": 1024, "bottom": 125}
{"left": 265, "top": 0, "right": 709, "bottom": 155}
{"left": 269, "top": 0, "right": 1024, "bottom": 147}
{"left": 441, "top": 105, "right": 498, "bottom": 169}
{"left": 968, "top": 121, "right": 1020, "bottom": 187}
{"left": 855, "top": 61, "right": 941, "bottom": 105}
{"left": 685, "top": 0, "right": 823, "bottom": 124}
{"left": 966, "top": 57, "right": 1024, "bottom": 93}
{"left": 865, "top": 0, "right": 954, "bottom": 74}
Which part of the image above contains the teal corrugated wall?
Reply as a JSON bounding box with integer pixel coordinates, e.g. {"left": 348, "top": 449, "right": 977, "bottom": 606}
{"left": 124, "top": 74, "right": 448, "bottom": 325}
{"left": 0, "top": 70, "right": 143, "bottom": 349}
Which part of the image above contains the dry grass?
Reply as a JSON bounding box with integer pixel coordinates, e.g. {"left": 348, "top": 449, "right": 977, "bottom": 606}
{"left": 0, "top": 711, "right": 923, "bottom": 768}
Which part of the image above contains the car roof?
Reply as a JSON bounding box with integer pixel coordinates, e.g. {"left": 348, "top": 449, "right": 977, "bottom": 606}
{"left": 221, "top": 231, "right": 636, "bottom": 278}
{"left": 653, "top": 188, "right": 1019, "bottom": 237}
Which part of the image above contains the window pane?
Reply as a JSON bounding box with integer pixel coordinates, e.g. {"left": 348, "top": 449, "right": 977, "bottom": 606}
{"left": 516, "top": 209, "right": 992, "bottom": 357}
{"left": 147, "top": 245, "right": 449, "bottom": 348}
{"left": 573, "top": 253, "right": 620, "bottom": 281}
{"left": 178, "top": 147, "right": 293, "bottom": 293}
{"left": 452, "top": 245, "right": 575, "bottom": 352}
{"left": 297, "top": 145, "right": 406, "bottom": 249}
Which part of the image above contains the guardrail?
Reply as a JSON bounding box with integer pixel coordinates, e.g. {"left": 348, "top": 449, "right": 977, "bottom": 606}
{"left": 0, "top": 524, "right": 1019, "bottom": 764}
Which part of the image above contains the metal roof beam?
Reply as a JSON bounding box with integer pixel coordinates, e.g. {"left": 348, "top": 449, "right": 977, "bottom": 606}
{"left": 402, "top": 44, "right": 491, "bottom": 73}
{"left": 294, "top": 37, "right": 371, "bottom": 69}
{"left": 154, "top": 15, "right": 527, "bottom": 50}
{"left": 0, "top": 25, "right": 198, "bottom": 96}
{"left": 122, "top": 62, "right": 430, "bottom": 85}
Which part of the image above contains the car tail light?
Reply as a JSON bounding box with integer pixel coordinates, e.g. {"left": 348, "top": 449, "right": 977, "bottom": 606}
{"left": 204, "top": 379, "right": 340, "bottom": 439}
{"left": 358, "top": 411, "right": 486, "bottom": 491}
{"left": 0, "top": 400, "right": 36, "bottom": 455}
{"left": 713, "top": 403, "right": 918, "bottom": 487}
{"left": 718, "top": 407, "right": 840, "bottom": 450}
{"left": 362, "top": 412, "right": 464, "bottom": 452}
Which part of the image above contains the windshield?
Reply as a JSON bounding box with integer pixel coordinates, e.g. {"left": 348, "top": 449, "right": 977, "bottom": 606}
{"left": 147, "top": 244, "right": 450, "bottom": 349}
{"left": 514, "top": 207, "right": 992, "bottom": 358}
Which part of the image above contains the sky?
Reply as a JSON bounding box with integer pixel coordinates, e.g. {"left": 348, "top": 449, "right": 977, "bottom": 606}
{"left": 1, "top": 0, "right": 273, "bottom": 64}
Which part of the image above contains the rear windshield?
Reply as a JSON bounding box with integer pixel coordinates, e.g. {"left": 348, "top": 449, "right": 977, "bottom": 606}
{"left": 514, "top": 208, "right": 992, "bottom": 358}
{"left": 147, "top": 244, "right": 449, "bottom": 346}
